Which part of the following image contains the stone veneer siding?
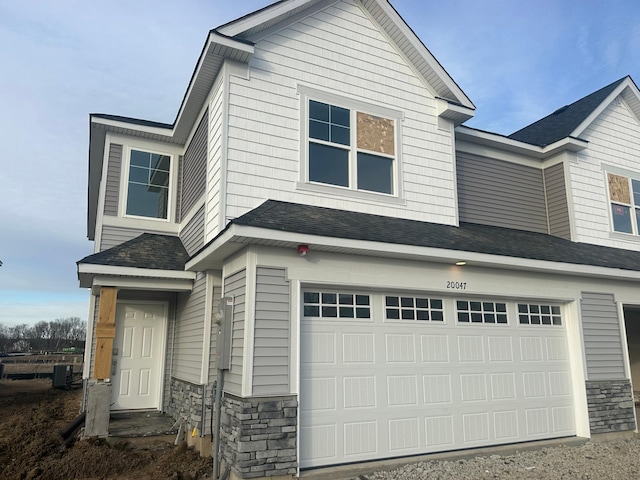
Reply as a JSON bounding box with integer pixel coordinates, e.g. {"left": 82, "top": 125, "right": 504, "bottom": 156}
{"left": 586, "top": 380, "right": 636, "bottom": 433}
{"left": 168, "top": 377, "right": 213, "bottom": 434}
{"left": 220, "top": 393, "right": 297, "bottom": 479}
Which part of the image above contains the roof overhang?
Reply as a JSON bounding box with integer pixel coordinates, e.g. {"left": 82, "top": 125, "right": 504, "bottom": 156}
{"left": 87, "top": 33, "right": 254, "bottom": 240}
{"left": 77, "top": 263, "right": 195, "bottom": 292}
{"left": 186, "top": 223, "right": 640, "bottom": 283}
{"left": 455, "top": 126, "right": 588, "bottom": 160}
{"left": 572, "top": 76, "right": 640, "bottom": 139}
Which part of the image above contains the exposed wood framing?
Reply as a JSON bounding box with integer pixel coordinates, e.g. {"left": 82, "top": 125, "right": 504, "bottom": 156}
{"left": 93, "top": 286, "right": 117, "bottom": 380}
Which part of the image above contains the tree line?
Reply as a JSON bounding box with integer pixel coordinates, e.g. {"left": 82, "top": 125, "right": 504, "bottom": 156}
{"left": 0, "top": 317, "right": 86, "bottom": 354}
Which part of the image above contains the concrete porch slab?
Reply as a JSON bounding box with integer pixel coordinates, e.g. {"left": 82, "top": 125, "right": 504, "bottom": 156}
{"left": 109, "top": 410, "right": 178, "bottom": 438}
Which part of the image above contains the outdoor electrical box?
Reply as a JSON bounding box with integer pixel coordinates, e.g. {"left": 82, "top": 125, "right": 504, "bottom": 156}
{"left": 214, "top": 297, "right": 233, "bottom": 370}
{"left": 52, "top": 364, "right": 73, "bottom": 388}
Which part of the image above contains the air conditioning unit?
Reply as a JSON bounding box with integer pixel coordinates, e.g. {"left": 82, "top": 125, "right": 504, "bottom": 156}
{"left": 52, "top": 364, "right": 73, "bottom": 388}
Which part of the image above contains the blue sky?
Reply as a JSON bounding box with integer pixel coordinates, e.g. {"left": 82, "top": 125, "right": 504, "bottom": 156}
{"left": 1, "top": 0, "right": 639, "bottom": 327}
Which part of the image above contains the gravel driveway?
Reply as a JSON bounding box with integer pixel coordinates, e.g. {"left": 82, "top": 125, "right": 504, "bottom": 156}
{"left": 356, "top": 437, "right": 640, "bottom": 480}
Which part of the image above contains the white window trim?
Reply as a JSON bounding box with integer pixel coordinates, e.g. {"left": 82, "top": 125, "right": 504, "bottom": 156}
{"left": 297, "top": 84, "right": 404, "bottom": 202}
{"left": 118, "top": 142, "right": 178, "bottom": 223}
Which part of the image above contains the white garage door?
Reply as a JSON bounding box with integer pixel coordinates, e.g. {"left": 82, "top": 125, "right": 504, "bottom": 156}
{"left": 300, "top": 290, "right": 576, "bottom": 468}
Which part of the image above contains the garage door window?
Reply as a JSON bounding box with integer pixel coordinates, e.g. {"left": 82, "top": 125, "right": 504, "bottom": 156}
{"left": 385, "top": 296, "right": 443, "bottom": 321}
{"left": 457, "top": 300, "right": 507, "bottom": 324}
{"left": 518, "top": 303, "right": 562, "bottom": 325}
{"left": 303, "top": 292, "right": 370, "bottom": 319}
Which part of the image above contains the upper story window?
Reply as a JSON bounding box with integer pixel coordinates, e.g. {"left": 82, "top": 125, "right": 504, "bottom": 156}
{"left": 306, "top": 98, "right": 397, "bottom": 195}
{"left": 125, "top": 149, "right": 171, "bottom": 219}
{"left": 608, "top": 172, "right": 640, "bottom": 235}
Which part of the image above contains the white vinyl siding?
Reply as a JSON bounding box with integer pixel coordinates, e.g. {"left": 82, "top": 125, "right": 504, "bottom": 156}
{"left": 104, "top": 144, "right": 122, "bottom": 217}
{"left": 569, "top": 97, "right": 640, "bottom": 249}
{"left": 580, "top": 292, "right": 626, "bottom": 381}
{"left": 205, "top": 75, "right": 225, "bottom": 241}
{"left": 173, "top": 273, "right": 207, "bottom": 384}
{"left": 253, "top": 267, "right": 290, "bottom": 395}
{"left": 224, "top": 269, "right": 246, "bottom": 395}
{"left": 224, "top": 0, "right": 457, "bottom": 226}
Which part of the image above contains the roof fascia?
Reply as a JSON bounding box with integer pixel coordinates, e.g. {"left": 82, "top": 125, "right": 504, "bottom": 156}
{"left": 89, "top": 275, "right": 193, "bottom": 295}
{"left": 171, "top": 32, "right": 254, "bottom": 139}
{"left": 78, "top": 263, "right": 196, "bottom": 280}
{"left": 90, "top": 115, "right": 174, "bottom": 138}
{"left": 187, "top": 223, "right": 640, "bottom": 282}
{"left": 455, "top": 126, "right": 588, "bottom": 159}
{"left": 365, "top": 0, "right": 474, "bottom": 109}
{"left": 217, "top": 0, "right": 317, "bottom": 37}
{"left": 436, "top": 98, "right": 474, "bottom": 126}
{"left": 572, "top": 77, "right": 638, "bottom": 139}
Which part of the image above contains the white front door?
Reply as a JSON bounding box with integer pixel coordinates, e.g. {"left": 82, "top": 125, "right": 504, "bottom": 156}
{"left": 111, "top": 303, "right": 166, "bottom": 410}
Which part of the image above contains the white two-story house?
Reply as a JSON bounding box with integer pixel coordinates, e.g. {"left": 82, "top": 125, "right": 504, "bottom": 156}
{"left": 78, "top": 0, "right": 640, "bottom": 478}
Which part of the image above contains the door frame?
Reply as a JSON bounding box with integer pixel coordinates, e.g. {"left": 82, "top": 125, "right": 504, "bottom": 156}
{"left": 112, "top": 300, "right": 169, "bottom": 411}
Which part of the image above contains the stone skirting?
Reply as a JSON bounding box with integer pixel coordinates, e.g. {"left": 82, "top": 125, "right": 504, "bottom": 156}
{"left": 220, "top": 393, "right": 297, "bottom": 479}
{"left": 167, "top": 377, "right": 213, "bottom": 435}
{"left": 586, "top": 380, "right": 635, "bottom": 434}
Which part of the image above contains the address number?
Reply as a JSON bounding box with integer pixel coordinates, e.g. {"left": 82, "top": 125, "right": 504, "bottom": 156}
{"left": 447, "top": 281, "right": 467, "bottom": 290}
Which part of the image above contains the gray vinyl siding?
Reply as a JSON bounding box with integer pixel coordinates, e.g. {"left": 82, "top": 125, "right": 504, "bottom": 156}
{"left": 544, "top": 163, "right": 571, "bottom": 240}
{"left": 224, "top": 269, "right": 246, "bottom": 396}
{"left": 180, "top": 110, "right": 208, "bottom": 221}
{"left": 103, "top": 144, "right": 122, "bottom": 216}
{"left": 173, "top": 273, "right": 207, "bottom": 384}
{"left": 457, "top": 152, "right": 548, "bottom": 233}
{"left": 581, "top": 292, "right": 626, "bottom": 381}
{"left": 100, "top": 226, "right": 147, "bottom": 251}
{"left": 208, "top": 285, "right": 224, "bottom": 384}
{"left": 179, "top": 205, "right": 205, "bottom": 256}
{"left": 253, "top": 267, "right": 290, "bottom": 395}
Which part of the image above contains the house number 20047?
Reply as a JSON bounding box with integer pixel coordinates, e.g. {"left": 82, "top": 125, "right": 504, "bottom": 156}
{"left": 446, "top": 281, "right": 467, "bottom": 290}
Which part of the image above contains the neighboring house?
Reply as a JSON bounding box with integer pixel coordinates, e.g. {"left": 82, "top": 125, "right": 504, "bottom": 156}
{"left": 77, "top": 0, "right": 640, "bottom": 478}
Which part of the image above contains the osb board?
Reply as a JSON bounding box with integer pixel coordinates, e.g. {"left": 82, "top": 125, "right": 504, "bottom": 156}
{"left": 609, "top": 173, "right": 630, "bottom": 203}
{"left": 357, "top": 112, "right": 394, "bottom": 155}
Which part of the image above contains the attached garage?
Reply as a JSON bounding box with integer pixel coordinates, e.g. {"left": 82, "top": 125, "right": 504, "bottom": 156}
{"left": 300, "top": 289, "right": 576, "bottom": 468}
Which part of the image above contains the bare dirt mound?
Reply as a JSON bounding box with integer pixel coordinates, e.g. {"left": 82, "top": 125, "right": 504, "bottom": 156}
{"left": 0, "top": 379, "right": 211, "bottom": 479}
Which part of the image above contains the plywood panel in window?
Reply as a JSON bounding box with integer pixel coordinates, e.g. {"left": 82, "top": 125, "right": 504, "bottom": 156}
{"left": 608, "top": 173, "right": 630, "bottom": 203}
{"left": 357, "top": 112, "right": 394, "bottom": 155}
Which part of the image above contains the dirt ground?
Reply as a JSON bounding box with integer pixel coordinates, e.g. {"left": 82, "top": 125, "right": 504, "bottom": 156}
{"left": 0, "top": 379, "right": 212, "bottom": 480}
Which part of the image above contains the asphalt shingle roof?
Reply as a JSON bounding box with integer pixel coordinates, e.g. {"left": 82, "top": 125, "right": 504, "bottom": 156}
{"left": 508, "top": 77, "right": 627, "bottom": 147}
{"left": 233, "top": 200, "right": 640, "bottom": 273}
{"left": 78, "top": 234, "right": 189, "bottom": 271}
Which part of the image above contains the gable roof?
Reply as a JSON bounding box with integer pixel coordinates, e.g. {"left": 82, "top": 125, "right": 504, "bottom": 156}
{"left": 88, "top": 0, "right": 474, "bottom": 241}
{"left": 508, "top": 76, "right": 638, "bottom": 147}
{"left": 218, "top": 0, "right": 474, "bottom": 111}
{"left": 219, "top": 199, "right": 640, "bottom": 274}
{"left": 78, "top": 233, "right": 189, "bottom": 271}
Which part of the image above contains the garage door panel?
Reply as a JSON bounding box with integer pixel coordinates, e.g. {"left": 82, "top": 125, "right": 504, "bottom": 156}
{"left": 301, "top": 293, "right": 576, "bottom": 468}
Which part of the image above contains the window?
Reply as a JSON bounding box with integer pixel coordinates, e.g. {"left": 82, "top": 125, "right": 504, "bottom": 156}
{"left": 385, "top": 296, "right": 443, "bottom": 321}
{"left": 303, "top": 292, "right": 370, "bottom": 319}
{"left": 457, "top": 300, "right": 507, "bottom": 324}
{"left": 518, "top": 304, "right": 562, "bottom": 326}
{"left": 608, "top": 172, "right": 640, "bottom": 235}
{"left": 307, "top": 99, "right": 395, "bottom": 195}
{"left": 125, "top": 149, "right": 171, "bottom": 219}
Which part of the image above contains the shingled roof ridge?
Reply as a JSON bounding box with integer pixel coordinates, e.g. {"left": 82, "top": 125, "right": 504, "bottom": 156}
{"left": 508, "top": 76, "right": 628, "bottom": 147}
